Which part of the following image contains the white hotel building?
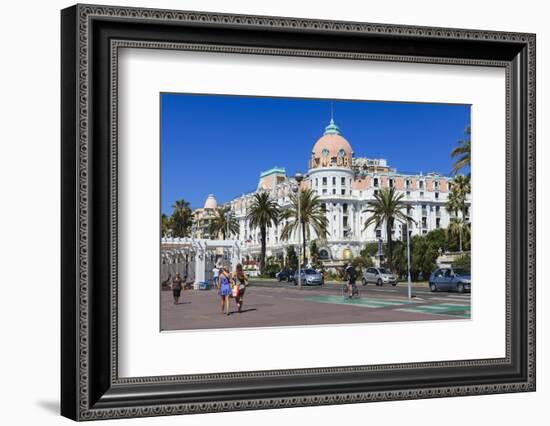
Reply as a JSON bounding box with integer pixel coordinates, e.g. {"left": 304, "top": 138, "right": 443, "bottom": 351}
{"left": 192, "top": 118, "right": 468, "bottom": 266}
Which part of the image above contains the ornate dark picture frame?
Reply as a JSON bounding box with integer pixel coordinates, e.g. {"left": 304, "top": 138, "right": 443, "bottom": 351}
{"left": 61, "top": 4, "right": 536, "bottom": 421}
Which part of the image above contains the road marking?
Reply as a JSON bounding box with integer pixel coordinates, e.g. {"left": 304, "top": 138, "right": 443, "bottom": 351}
{"left": 430, "top": 297, "right": 471, "bottom": 303}
{"left": 415, "top": 291, "right": 470, "bottom": 298}
{"left": 396, "top": 308, "right": 470, "bottom": 319}
{"left": 303, "top": 295, "right": 418, "bottom": 309}
{"left": 370, "top": 289, "right": 398, "bottom": 293}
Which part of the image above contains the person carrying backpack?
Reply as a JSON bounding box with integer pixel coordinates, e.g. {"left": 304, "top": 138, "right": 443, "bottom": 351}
{"left": 344, "top": 263, "right": 358, "bottom": 298}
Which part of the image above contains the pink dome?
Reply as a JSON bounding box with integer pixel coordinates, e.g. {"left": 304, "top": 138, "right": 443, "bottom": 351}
{"left": 312, "top": 133, "right": 353, "bottom": 159}
{"left": 310, "top": 118, "right": 354, "bottom": 169}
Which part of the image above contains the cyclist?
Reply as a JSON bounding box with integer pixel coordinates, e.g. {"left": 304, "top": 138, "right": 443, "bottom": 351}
{"left": 344, "top": 263, "right": 359, "bottom": 298}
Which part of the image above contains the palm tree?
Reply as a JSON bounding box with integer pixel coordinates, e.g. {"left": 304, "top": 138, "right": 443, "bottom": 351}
{"left": 170, "top": 199, "right": 193, "bottom": 237}
{"left": 447, "top": 217, "right": 470, "bottom": 252}
{"left": 209, "top": 206, "right": 239, "bottom": 240}
{"left": 362, "top": 187, "right": 414, "bottom": 269}
{"left": 446, "top": 174, "right": 471, "bottom": 252}
{"left": 280, "top": 189, "right": 329, "bottom": 266}
{"left": 451, "top": 174, "right": 470, "bottom": 217}
{"left": 451, "top": 126, "right": 471, "bottom": 175}
{"left": 246, "top": 192, "right": 280, "bottom": 274}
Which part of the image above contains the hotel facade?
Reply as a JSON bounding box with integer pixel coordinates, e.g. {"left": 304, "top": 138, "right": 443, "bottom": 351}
{"left": 191, "top": 118, "right": 469, "bottom": 267}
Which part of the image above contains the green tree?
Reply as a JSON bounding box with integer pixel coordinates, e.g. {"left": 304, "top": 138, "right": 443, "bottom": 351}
{"left": 280, "top": 189, "right": 329, "bottom": 267}
{"left": 410, "top": 235, "right": 439, "bottom": 281}
{"left": 447, "top": 217, "right": 470, "bottom": 253}
{"left": 446, "top": 174, "right": 470, "bottom": 252}
{"left": 170, "top": 199, "right": 193, "bottom": 237}
{"left": 209, "top": 206, "right": 239, "bottom": 240}
{"left": 351, "top": 255, "right": 374, "bottom": 272}
{"left": 362, "top": 187, "right": 414, "bottom": 270}
{"left": 309, "top": 240, "right": 321, "bottom": 268}
{"left": 263, "top": 256, "right": 282, "bottom": 278}
{"left": 246, "top": 192, "right": 280, "bottom": 274}
{"left": 360, "top": 242, "right": 379, "bottom": 258}
{"left": 161, "top": 213, "right": 171, "bottom": 237}
{"left": 286, "top": 245, "right": 298, "bottom": 270}
{"left": 452, "top": 252, "right": 471, "bottom": 273}
{"left": 452, "top": 175, "right": 471, "bottom": 217}
{"left": 425, "top": 228, "right": 448, "bottom": 252}
{"left": 384, "top": 240, "right": 408, "bottom": 278}
{"left": 451, "top": 126, "right": 471, "bottom": 175}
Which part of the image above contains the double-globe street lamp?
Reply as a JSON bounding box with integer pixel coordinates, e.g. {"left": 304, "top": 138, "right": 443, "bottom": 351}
{"left": 293, "top": 172, "right": 304, "bottom": 289}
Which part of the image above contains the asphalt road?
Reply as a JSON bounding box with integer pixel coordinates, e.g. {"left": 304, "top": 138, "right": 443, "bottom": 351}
{"left": 160, "top": 279, "right": 471, "bottom": 331}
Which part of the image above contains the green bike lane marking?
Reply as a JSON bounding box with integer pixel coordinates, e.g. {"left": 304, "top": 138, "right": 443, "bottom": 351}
{"left": 303, "top": 295, "right": 470, "bottom": 318}
{"left": 396, "top": 304, "right": 471, "bottom": 319}
{"left": 302, "top": 295, "right": 418, "bottom": 309}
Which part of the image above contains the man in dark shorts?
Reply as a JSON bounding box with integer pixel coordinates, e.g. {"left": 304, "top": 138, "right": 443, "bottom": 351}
{"left": 345, "top": 263, "right": 358, "bottom": 298}
{"left": 171, "top": 272, "right": 184, "bottom": 304}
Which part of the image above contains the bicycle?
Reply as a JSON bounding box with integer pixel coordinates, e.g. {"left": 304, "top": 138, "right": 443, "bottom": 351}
{"left": 342, "top": 282, "right": 360, "bottom": 298}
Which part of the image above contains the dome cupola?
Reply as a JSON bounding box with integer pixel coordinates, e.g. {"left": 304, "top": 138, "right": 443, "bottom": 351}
{"left": 204, "top": 194, "right": 218, "bottom": 210}
{"left": 310, "top": 117, "right": 353, "bottom": 170}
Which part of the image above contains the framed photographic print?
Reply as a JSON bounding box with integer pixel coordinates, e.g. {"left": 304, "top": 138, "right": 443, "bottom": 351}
{"left": 61, "top": 4, "right": 536, "bottom": 421}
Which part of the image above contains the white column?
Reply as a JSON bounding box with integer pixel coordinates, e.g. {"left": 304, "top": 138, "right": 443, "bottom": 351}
{"left": 194, "top": 244, "right": 206, "bottom": 289}
{"left": 231, "top": 243, "right": 240, "bottom": 271}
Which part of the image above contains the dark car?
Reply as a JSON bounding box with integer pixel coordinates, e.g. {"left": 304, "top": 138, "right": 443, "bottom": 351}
{"left": 276, "top": 268, "right": 294, "bottom": 282}
{"left": 429, "top": 267, "right": 471, "bottom": 293}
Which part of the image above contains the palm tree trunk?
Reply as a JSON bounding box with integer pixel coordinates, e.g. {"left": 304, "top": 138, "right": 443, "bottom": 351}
{"left": 301, "top": 222, "right": 307, "bottom": 267}
{"left": 459, "top": 227, "right": 463, "bottom": 253}
{"left": 386, "top": 221, "right": 393, "bottom": 269}
{"left": 260, "top": 226, "right": 267, "bottom": 274}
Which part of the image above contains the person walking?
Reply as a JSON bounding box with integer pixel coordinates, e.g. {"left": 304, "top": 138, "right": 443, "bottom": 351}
{"left": 212, "top": 265, "right": 220, "bottom": 289}
{"left": 171, "top": 272, "right": 184, "bottom": 304}
{"left": 218, "top": 265, "right": 233, "bottom": 315}
{"left": 233, "top": 263, "right": 249, "bottom": 313}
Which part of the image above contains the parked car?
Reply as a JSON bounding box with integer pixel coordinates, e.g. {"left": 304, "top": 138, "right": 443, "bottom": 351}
{"left": 276, "top": 268, "right": 294, "bottom": 282}
{"left": 429, "top": 267, "right": 471, "bottom": 293}
{"left": 362, "top": 267, "right": 397, "bottom": 286}
{"left": 293, "top": 268, "right": 324, "bottom": 286}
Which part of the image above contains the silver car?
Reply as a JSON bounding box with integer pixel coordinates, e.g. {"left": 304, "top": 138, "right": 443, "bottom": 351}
{"left": 293, "top": 268, "right": 324, "bottom": 286}
{"left": 362, "top": 267, "right": 397, "bottom": 286}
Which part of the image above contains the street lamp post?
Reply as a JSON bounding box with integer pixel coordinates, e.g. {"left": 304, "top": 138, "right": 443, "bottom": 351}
{"left": 406, "top": 221, "right": 413, "bottom": 299}
{"left": 294, "top": 172, "right": 304, "bottom": 289}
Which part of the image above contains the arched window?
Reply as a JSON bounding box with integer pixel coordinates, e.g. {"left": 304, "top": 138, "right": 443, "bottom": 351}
{"left": 319, "top": 249, "right": 330, "bottom": 260}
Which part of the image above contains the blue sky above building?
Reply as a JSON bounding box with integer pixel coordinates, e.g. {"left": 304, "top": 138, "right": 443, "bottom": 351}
{"left": 161, "top": 93, "right": 471, "bottom": 214}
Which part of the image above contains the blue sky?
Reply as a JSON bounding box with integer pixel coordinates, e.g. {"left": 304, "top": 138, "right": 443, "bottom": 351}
{"left": 161, "top": 93, "right": 470, "bottom": 214}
